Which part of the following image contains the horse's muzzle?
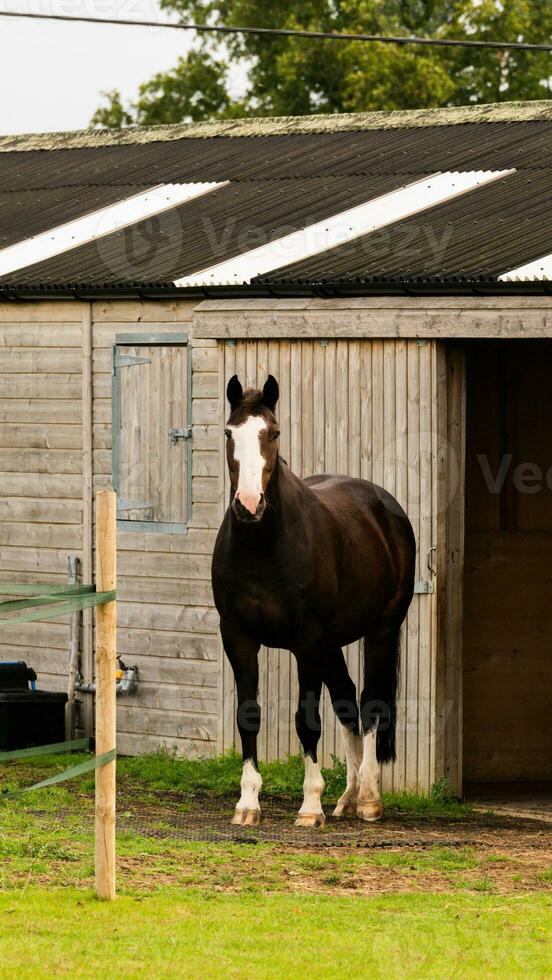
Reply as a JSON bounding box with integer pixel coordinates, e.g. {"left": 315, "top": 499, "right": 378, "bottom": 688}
{"left": 232, "top": 494, "right": 266, "bottom": 522}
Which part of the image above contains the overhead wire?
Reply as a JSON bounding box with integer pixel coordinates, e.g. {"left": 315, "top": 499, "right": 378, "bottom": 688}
{"left": 0, "top": 10, "right": 551, "bottom": 53}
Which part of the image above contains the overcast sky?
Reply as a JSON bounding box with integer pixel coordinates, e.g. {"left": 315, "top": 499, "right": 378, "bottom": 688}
{"left": 0, "top": 0, "right": 218, "bottom": 134}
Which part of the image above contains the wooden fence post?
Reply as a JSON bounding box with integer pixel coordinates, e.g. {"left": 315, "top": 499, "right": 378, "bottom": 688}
{"left": 95, "top": 489, "right": 117, "bottom": 901}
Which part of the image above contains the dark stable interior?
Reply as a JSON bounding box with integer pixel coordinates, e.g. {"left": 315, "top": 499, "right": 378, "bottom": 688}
{"left": 463, "top": 340, "right": 552, "bottom": 789}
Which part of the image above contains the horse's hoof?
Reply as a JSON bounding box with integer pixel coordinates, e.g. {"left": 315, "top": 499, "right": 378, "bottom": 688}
{"left": 332, "top": 800, "right": 357, "bottom": 818}
{"left": 295, "top": 812, "right": 325, "bottom": 829}
{"left": 231, "top": 808, "right": 261, "bottom": 827}
{"left": 357, "top": 801, "right": 384, "bottom": 822}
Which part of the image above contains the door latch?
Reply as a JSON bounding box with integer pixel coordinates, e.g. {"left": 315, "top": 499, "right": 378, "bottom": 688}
{"left": 168, "top": 427, "right": 192, "bottom": 445}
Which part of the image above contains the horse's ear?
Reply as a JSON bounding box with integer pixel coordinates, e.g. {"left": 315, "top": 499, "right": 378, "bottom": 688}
{"left": 262, "top": 375, "right": 279, "bottom": 411}
{"left": 227, "top": 375, "right": 243, "bottom": 410}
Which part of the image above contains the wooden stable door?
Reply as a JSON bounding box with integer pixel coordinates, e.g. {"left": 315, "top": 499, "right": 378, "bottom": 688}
{"left": 219, "top": 338, "right": 445, "bottom": 793}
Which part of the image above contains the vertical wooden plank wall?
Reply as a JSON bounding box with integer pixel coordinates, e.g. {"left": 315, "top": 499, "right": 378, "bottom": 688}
{"left": 220, "top": 338, "right": 438, "bottom": 789}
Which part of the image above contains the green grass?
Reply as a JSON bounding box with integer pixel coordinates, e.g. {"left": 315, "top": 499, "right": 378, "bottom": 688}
{"left": 1, "top": 749, "right": 473, "bottom": 818}
{"left": 119, "top": 749, "right": 317, "bottom": 797}
{"left": 5, "top": 750, "right": 473, "bottom": 819}
{"left": 368, "top": 847, "right": 479, "bottom": 872}
{"left": 0, "top": 751, "right": 550, "bottom": 976}
{"left": 0, "top": 888, "right": 550, "bottom": 978}
{"left": 120, "top": 751, "right": 473, "bottom": 817}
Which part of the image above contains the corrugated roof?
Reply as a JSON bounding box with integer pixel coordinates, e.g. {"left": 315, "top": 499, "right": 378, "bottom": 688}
{"left": 261, "top": 170, "right": 552, "bottom": 282}
{"left": 1, "top": 100, "right": 552, "bottom": 294}
{"left": 0, "top": 174, "right": 409, "bottom": 285}
{"left": 1, "top": 122, "right": 552, "bottom": 194}
{"left": 0, "top": 184, "right": 150, "bottom": 249}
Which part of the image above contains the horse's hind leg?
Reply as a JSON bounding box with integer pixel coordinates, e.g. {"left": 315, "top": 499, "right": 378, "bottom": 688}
{"left": 322, "top": 648, "right": 362, "bottom": 819}
{"left": 220, "top": 620, "right": 262, "bottom": 827}
{"left": 294, "top": 658, "right": 325, "bottom": 828}
{"left": 358, "top": 626, "right": 401, "bottom": 822}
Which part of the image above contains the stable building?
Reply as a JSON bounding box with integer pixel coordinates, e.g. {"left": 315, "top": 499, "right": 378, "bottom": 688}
{"left": 1, "top": 100, "right": 551, "bottom": 795}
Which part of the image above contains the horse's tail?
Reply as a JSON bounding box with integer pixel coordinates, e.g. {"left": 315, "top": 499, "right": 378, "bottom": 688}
{"left": 362, "top": 626, "right": 401, "bottom": 764}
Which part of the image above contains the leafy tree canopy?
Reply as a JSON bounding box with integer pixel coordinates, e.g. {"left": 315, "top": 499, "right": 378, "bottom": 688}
{"left": 92, "top": 0, "right": 552, "bottom": 127}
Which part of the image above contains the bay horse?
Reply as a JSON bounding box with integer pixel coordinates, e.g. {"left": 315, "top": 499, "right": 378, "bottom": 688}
{"left": 212, "top": 375, "right": 416, "bottom": 827}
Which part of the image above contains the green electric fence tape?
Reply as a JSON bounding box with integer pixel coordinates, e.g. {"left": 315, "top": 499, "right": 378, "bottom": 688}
{"left": 0, "top": 748, "right": 116, "bottom": 800}
{"left": 0, "top": 737, "right": 91, "bottom": 762}
{"left": 0, "top": 585, "right": 116, "bottom": 627}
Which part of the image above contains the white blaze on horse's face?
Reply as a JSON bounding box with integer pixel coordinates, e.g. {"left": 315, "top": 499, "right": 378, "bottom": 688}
{"left": 228, "top": 415, "right": 268, "bottom": 517}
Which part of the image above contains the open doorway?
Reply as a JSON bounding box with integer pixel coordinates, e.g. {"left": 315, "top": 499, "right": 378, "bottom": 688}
{"left": 463, "top": 340, "right": 552, "bottom": 793}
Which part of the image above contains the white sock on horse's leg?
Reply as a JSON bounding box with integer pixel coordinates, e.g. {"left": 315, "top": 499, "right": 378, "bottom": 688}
{"left": 232, "top": 759, "right": 262, "bottom": 826}
{"left": 357, "top": 724, "right": 383, "bottom": 822}
{"left": 296, "top": 755, "right": 325, "bottom": 828}
{"left": 333, "top": 728, "right": 363, "bottom": 817}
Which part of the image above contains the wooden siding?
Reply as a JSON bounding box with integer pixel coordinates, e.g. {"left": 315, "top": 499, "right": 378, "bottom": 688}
{"left": 219, "top": 338, "right": 440, "bottom": 790}
{"left": 0, "top": 305, "right": 84, "bottom": 696}
{"left": 194, "top": 296, "right": 552, "bottom": 341}
{"left": 0, "top": 300, "right": 219, "bottom": 759}
{"left": 92, "top": 302, "right": 218, "bottom": 756}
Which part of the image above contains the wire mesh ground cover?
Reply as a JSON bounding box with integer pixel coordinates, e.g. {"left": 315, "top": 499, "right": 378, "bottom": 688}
{"left": 22, "top": 792, "right": 552, "bottom": 851}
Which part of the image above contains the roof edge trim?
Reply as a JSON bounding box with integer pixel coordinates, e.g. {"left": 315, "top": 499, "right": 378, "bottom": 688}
{"left": 3, "top": 278, "right": 552, "bottom": 302}
{"left": 2, "top": 100, "right": 552, "bottom": 153}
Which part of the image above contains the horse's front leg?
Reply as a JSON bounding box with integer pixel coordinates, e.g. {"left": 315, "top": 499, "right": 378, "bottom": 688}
{"left": 322, "top": 647, "right": 362, "bottom": 819}
{"left": 294, "top": 657, "right": 325, "bottom": 828}
{"left": 220, "top": 620, "right": 262, "bottom": 827}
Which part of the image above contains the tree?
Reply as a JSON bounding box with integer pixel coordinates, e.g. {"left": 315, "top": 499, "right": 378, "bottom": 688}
{"left": 91, "top": 0, "right": 552, "bottom": 128}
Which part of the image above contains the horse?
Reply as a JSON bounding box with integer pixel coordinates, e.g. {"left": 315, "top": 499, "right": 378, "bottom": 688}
{"left": 212, "top": 374, "right": 416, "bottom": 828}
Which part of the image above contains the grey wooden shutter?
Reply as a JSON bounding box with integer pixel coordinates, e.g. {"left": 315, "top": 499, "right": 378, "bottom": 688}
{"left": 113, "top": 334, "right": 191, "bottom": 532}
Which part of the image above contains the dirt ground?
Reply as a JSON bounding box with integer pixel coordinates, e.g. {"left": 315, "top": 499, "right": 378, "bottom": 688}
{"left": 116, "top": 789, "right": 552, "bottom": 847}
{"left": 22, "top": 790, "right": 547, "bottom": 897}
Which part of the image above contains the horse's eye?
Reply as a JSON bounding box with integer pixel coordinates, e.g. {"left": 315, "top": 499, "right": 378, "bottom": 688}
{"left": 272, "top": 430, "right": 280, "bottom": 441}
{"left": 224, "top": 429, "right": 232, "bottom": 439}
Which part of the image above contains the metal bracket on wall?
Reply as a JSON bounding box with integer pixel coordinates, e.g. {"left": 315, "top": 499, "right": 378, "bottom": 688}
{"left": 169, "top": 427, "right": 192, "bottom": 445}
{"left": 414, "top": 580, "right": 434, "bottom": 594}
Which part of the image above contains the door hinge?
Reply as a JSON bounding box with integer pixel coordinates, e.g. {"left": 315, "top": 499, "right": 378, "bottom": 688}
{"left": 414, "top": 580, "right": 434, "bottom": 594}
{"left": 168, "top": 427, "right": 192, "bottom": 445}
{"left": 114, "top": 353, "right": 151, "bottom": 370}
